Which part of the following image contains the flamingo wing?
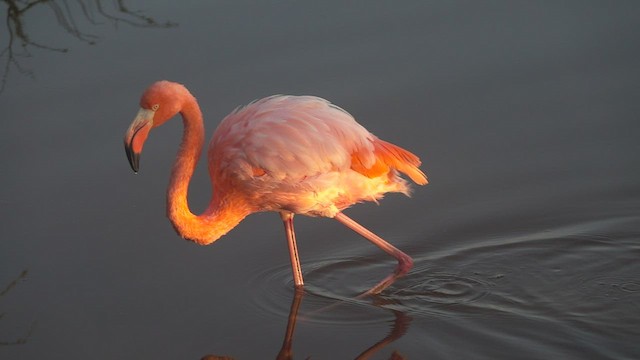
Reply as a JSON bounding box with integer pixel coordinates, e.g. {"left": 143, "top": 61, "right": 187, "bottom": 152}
{"left": 208, "top": 95, "right": 426, "bottom": 215}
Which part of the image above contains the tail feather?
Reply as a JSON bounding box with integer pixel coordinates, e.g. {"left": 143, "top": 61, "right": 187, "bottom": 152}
{"left": 374, "top": 139, "right": 428, "bottom": 185}
{"left": 351, "top": 138, "right": 428, "bottom": 185}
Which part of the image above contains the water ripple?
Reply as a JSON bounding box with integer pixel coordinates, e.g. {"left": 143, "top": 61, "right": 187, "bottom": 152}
{"left": 247, "top": 216, "right": 640, "bottom": 327}
{"left": 389, "top": 271, "right": 491, "bottom": 305}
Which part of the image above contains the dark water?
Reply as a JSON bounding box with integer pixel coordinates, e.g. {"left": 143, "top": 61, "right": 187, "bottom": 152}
{"left": 1, "top": 1, "right": 639, "bottom": 359}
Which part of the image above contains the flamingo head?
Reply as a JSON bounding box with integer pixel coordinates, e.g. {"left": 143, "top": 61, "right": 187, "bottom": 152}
{"left": 124, "top": 81, "right": 191, "bottom": 172}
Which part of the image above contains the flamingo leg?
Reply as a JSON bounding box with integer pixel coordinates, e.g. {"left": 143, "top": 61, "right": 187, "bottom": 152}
{"left": 334, "top": 212, "right": 413, "bottom": 295}
{"left": 280, "top": 212, "right": 304, "bottom": 288}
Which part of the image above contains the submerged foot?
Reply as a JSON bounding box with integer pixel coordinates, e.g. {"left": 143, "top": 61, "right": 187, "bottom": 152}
{"left": 362, "top": 256, "right": 414, "bottom": 296}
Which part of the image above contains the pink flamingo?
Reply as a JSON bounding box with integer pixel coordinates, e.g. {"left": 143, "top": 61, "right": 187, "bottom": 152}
{"left": 124, "top": 81, "right": 427, "bottom": 294}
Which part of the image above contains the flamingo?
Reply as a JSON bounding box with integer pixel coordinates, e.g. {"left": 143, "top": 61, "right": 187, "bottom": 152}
{"left": 124, "top": 81, "right": 427, "bottom": 294}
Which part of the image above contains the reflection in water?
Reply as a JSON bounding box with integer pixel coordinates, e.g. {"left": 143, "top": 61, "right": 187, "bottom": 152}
{"left": 193, "top": 217, "right": 640, "bottom": 358}
{"left": 201, "top": 356, "right": 234, "bottom": 360}
{"left": 275, "top": 289, "right": 304, "bottom": 360}
{"left": 201, "top": 289, "right": 411, "bottom": 360}
{"left": 0, "top": 0, "right": 176, "bottom": 92}
{"left": 354, "top": 306, "right": 410, "bottom": 359}
{"left": 0, "top": 270, "right": 34, "bottom": 346}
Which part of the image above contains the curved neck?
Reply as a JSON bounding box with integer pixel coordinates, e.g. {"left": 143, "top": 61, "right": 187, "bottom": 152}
{"left": 167, "top": 97, "right": 250, "bottom": 245}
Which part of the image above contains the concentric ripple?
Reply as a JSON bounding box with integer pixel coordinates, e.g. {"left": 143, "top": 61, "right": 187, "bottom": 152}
{"left": 390, "top": 272, "right": 491, "bottom": 305}
{"left": 246, "top": 255, "right": 501, "bottom": 322}
{"left": 246, "top": 263, "right": 303, "bottom": 319}
{"left": 246, "top": 257, "right": 404, "bottom": 324}
{"left": 574, "top": 276, "right": 640, "bottom": 301}
{"left": 247, "top": 217, "right": 640, "bottom": 324}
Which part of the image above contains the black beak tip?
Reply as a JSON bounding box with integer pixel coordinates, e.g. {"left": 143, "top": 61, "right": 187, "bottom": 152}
{"left": 125, "top": 144, "right": 140, "bottom": 173}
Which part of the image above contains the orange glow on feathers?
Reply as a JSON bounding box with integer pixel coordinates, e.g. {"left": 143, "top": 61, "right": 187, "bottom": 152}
{"left": 124, "top": 81, "right": 428, "bottom": 293}
{"left": 351, "top": 138, "right": 428, "bottom": 185}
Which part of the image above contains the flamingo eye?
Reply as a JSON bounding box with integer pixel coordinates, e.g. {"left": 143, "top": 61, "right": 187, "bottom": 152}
{"left": 151, "top": 104, "right": 160, "bottom": 111}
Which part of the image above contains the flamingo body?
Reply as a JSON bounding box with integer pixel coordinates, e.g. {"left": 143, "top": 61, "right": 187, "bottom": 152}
{"left": 210, "top": 94, "right": 424, "bottom": 218}
{"left": 124, "top": 81, "right": 427, "bottom": 294}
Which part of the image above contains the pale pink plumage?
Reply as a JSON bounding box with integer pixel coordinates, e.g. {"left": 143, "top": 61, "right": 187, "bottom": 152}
{"left": 124, "top": 81, "right": 427, "bottom": 294}
{"left": 210, "top": 95, "right": 416, "bottom": 217}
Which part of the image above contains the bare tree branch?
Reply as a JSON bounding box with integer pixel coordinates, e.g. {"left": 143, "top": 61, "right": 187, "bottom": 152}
{"left": 0, "top": 269, "right": 34, "bottom": 346}
{"left": 0, "top": 0, "right": 177, "bottom": 93}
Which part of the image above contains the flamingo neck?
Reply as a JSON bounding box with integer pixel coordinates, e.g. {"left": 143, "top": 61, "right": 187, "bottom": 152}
{"left": 167, "top": 98, "right": 250, "bottom": 245}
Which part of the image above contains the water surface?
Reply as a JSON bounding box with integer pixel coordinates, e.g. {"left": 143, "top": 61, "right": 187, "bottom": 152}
{"left": 1, "top": 1, "right": 639, "bottom": 359}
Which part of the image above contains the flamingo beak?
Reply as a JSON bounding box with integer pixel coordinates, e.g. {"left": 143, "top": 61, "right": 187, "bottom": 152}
{"left": 124, "top": 108, "right": 155, "bottom": 173}
{"left": 125, "top": 142, "right": 141, "bottom": 173}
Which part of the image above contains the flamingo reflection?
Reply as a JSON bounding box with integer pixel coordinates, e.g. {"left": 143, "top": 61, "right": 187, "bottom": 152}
{"left": 201, "top": 289, "right": 411, "bottom": 359}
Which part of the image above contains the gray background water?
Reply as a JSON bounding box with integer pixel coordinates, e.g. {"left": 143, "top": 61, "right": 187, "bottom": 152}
{"left": 1, "top": 1, "right": 639, "bottom": 359}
